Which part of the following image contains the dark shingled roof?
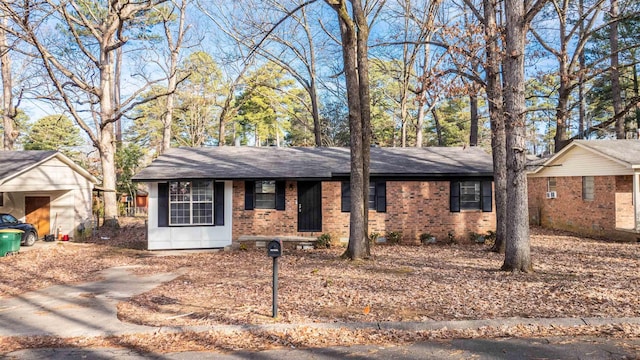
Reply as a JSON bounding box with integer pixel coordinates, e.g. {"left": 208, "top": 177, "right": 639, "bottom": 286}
{"left": 133, "top": 146, "right": 493, "bottom": 181}
{"left": 0, "top": 150, "right": 58, "bottom": 182}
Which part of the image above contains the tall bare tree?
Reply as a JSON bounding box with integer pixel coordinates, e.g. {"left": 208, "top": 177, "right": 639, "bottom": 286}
{"left": 414, "top": 0, "right": 441, "bottom": 147}
{"left": 252, "top": 1, "right": 324, "bottom": 146}
{"left": 0, "top": 15, "right": 18, "bottom": 150}
{"left": 460, "top": 0, "right": 506, "bottom": 252}
{"left": 160, "top": 0, "right": 189, "bottom": 153}
{"left": 610, "top": 0, "right": 624, "bottom": 138}
{"left": 196, "top": 1, "right": 259, "bottom": 146}
{"left": 531, "top": 0, "right": 606, "bottom": 151}
{"left": 501, "top": 0, "right": 546, "bottom": 272}
{"left": 0, "top": 0, "right": 167, "bottom": 226}
{"left": 324, "top": 0, "right": 379, "bottom": 259}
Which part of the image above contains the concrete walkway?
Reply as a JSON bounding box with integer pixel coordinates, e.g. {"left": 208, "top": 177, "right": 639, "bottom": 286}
{"left": 1, "top": 266, "right": 640, "bottom": 359}
{"left": 0, "top": 266, "right": 179, "bottom": 337}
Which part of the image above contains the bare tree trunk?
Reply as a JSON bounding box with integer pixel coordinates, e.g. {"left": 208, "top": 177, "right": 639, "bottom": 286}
{"left": 502, "top": 0, "right": 532, "bottom": 272}
{"left": 305, "top": 11, "right": 323, "bottom": 147}
{"left": 114, "top": 47, "right": 122, "bottom": 144}
{"left": 416, "top": 103, "right": 425, "bottom": 147}
{"left": 0, "top": 18, "right": 16, "bottom": 150}
{"left": 554, "top": 76, "right": 570, "bottom": 152}
{"left": 310, "top": 78, "right": 322, "bottom": 146}
{"left": 354, "top": 0, "right": 371, "bottom": 256}
{"left": 469, "top": 92, "right": 479, "bottom": 146}
{"left": 610, "top": 0, "right": 624, "bottom": 138}
{"left": 634, "top": 61, "right": 640, "bottom": 135}
{"left": 401, "top": 114, "right": 407, "bottom": 147}
{"left": 326, "top": 0, "right": 371, "bottom": 260}
{"left": 431, "top": 107, "right": 444, "bottom": 146}
{"left": 483, "top": 0, "right": 506, "bottom": 253}
{"left": 554, "top": 14, "right": 570, "bottom": 153}
{"left": 578, "top": 0, "right": 586, "bottom": 138}
{"left": 162, "top": 0, "right": 187, "bottom": 153}
{"left": 414, "top": 3, "right": 439, "bottom": 148}
{"left": 100, "top": 48, "right": 119, "bottom": 227}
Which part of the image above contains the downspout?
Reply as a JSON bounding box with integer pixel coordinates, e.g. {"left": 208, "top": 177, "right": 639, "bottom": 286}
{"left": 634, "top": 171, "right": 640, "bottom": 232}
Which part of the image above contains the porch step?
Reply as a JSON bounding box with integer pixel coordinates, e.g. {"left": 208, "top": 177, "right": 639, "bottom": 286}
{"left": 237, "top": 235, "right": 317, "bottom": 249}
{"left": 238, "top": 235, "right": 318, "bottom": 242}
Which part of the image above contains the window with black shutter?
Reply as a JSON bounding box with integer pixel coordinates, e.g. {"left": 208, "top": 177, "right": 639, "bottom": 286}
{"left": 341, "top": 181, "right": 350, "bottom": 212}
{"left": 214, "top": 182, "right": 225, "bottom": 225}
{"left": 341, "top": 180, "right": 386, "bottom": 212}
{"left": 450, "top": 180, "right": 492, "bottom": 212}
{"left": 158, "top": 183, "right": 169, "bottom": 227}
{"left": 246, "top": 180, "right": 285, "bottom": 210}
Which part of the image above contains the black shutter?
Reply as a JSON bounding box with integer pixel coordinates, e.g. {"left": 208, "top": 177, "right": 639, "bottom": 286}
{"left": 482, "top": 180, "right": 493, "bottom": 212}
{"left": 214, "top": 182, "right": 225, "bottom": 225}
{"left": 158, "top": 183, "right": 169, "bottom": 227}
{"left": 276, "top": 181, "right": 286, "bottom": 210}
{"left": 341, "top": 181, "right": 350, "bottom": 212}
{"left": 376, "top": 181, "right": 386, "bottom": 212}
{"left": 450, "top": 181, "right": 460, "bottom": 212}
{"left": 245, "top": 181, "right": 255, "bottom": 210}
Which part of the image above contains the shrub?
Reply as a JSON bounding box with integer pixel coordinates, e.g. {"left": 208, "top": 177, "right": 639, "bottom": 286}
{"left": 469, "top": 232, "right": 485, "bottom": 243}
{"left": 369, "top": 232, "right": 380, "bottom": 244}
{"left": 447, "top": 231, "right": 457, "bottom": 244}
{"left": 420, "top": 233, "right": 436, "bottom": 244}
{"left": 316, "top": 233, "right": 332, "bottom": 249}
{"left": 386, "top": 231, "right": 402, "bottom": 244}
{"left": 484, "top": 230, "right": 497, "bottom": 246}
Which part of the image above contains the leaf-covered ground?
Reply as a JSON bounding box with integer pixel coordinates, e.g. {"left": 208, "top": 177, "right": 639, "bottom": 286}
{"left": 117, "top": 227, "right": 640, "bottom": 326}
{"left": 2, "top": 218, "right": 640, "bottom": 353}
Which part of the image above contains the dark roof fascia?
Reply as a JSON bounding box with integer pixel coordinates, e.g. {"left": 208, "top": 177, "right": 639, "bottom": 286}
{"left": 333, "top": 172, "right": 494, "bottom": 179}
{"left": 135, "top": 173, "right": 494, "bottom": 183}
{"left": 133, "top": 176, "right": 334, "bottom": 182}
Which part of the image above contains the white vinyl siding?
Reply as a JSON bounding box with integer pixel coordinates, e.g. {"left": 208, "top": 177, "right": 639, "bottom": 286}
{"left": 148, "top": 181, "right": 233, "bottom": 250}
{"left": 530, "top": 146, "right": 632, "bottom": 177}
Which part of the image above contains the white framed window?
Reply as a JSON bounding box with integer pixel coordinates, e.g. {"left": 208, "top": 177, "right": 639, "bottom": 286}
{"left": 255, "top": 180, "right": 276, "bottom": 209}
{"left": 460, "top": 181, "right": 481, "bottom": 210}
{"left": 169, "top": 180, "right": 213, "bottom": 225}
{"left": 582, "top": 176, "right": 594, "bottom": 201}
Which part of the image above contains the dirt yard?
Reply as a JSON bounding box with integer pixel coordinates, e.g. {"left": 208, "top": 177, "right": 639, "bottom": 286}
{"left": 2, "top": 218, "right": 640, "bottom": 352}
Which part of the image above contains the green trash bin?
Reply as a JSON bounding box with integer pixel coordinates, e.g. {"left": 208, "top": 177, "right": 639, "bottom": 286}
{"left": 0, "top": 229, "right": 23, "bottom": 256}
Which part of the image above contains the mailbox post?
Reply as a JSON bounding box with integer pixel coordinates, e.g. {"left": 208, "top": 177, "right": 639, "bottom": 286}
{"left": 267, "top": 239, "right": 282, "bottom": 318}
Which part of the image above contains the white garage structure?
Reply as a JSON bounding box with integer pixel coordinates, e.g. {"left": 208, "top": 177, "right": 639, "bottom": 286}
{"left": 0, "top": 151, "right": 97, "bottom": 240}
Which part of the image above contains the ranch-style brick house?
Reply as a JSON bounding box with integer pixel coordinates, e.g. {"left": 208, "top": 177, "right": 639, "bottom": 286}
{"left": 528, "top": 139, "right": 640, "bottom": 241}
{"left": 133, "top": 146, "right": 496, "bottom": 250}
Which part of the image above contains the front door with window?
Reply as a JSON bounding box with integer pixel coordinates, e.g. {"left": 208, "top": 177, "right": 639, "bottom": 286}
{"left": 298, "top": 181, "right": 321, "bottom": 232}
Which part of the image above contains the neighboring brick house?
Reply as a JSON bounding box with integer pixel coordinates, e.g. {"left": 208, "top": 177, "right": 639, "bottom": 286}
{"left": 133, "top": 146, "right": 496, "bottom": 250}
{"left": 528, "top": 140, "right": 640, "bottom": 241}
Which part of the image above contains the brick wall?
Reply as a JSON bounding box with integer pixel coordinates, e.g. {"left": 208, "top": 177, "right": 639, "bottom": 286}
{"left": 233, "top": 180, "right": 496, "bottom": 244}
{"left": 528, "top": 175, "right": 634, "bottom": 239}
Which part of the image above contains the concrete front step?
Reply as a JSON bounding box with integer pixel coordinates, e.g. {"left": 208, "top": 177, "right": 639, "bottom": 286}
{"left": 237, "top": 235, "right": 317, "bottom": 250}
